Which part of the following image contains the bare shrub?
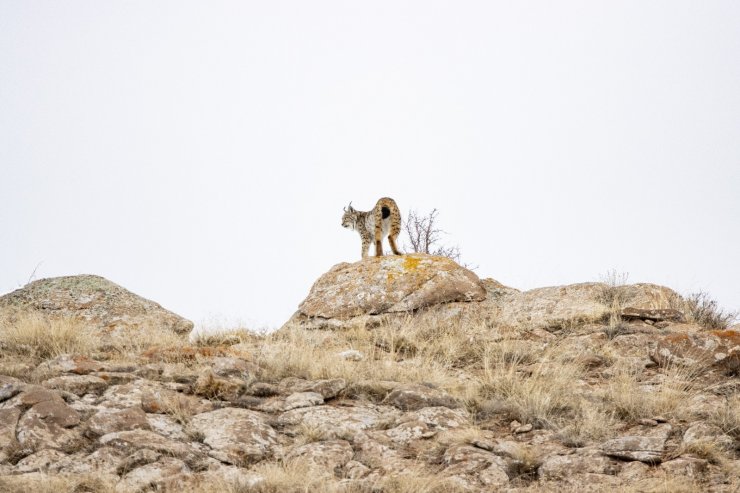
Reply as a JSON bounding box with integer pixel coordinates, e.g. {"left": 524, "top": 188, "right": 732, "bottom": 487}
{"left": 670, "top": 291, "right": 737, "bottom": 330}
{"left": 403, "top": 208, "right": 462, "bottom": 263}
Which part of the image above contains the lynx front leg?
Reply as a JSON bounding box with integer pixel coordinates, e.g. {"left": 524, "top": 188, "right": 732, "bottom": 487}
{"left": 388, "top": 234, "right": 401, "bottom": 255}
{"left": 361, "top": 239, "right": 370, "bottom": 259}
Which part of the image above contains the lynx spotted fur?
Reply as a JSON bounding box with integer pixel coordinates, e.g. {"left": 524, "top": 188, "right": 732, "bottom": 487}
{"left": 341, "top": 197, "right": 402, "bottom": 258}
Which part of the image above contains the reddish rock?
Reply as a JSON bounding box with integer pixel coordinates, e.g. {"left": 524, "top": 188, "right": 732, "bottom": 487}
{"left": 650, "top": 329, "right": 740, "bottom": 372}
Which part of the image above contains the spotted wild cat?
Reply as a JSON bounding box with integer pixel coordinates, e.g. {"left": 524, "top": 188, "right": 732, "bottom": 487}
{"left": 341, "top": 197, "right": 402, "bottom": 258}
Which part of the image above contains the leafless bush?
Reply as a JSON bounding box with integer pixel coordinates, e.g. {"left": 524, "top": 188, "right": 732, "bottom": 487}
{"left": 403, "top": 208, "right": 462, "bottom": 263}
{"left": 672, "top": 291, "right": 738, "bottom": 330}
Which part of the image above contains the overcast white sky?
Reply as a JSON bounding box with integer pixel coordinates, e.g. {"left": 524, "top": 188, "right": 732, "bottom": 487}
{"left": 1, "top": 1, "right": 738, "bottom": 331}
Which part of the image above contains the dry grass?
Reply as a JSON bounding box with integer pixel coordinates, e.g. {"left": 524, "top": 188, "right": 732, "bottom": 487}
{"left": 243, "top": 315, "right": 488, "bottom": 401}
{"left": 477, "top": 342, "right": 584, "bottom": 428}
{"left": 601, "top": 363, "right": 699, "bottom": 422}
{"left": 556, "top": 400, "right": 619, "bottom": 447}
{"left": 670, "top": 291, "right": 738, "bottom": 330}
{"left": 708, "top": 395, "right": 740, "bottom": 441}
{"left": 0, "top": 474, "right": 116, "bottom": 493}
{"left": 0, "top": 312, "right": 96, "bottom": 360}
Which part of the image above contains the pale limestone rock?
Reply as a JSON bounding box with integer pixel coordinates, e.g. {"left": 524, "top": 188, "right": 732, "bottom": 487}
{"left": 37, "top": 354, "right": 105, "bottom": 376}
{"left": 284, "top": 440, "right": 353, "bottom": 471}
{"left": 14, "top": 449, "right": 67, "bottom": 473}
{"left": 42, "top": 374, "right": 108, "bottom": 396}
{"left": 278, "top": 378, "right": 347, "bottom": 399}
{"left": 0, "top": 376, "right": 25, "bottom": 403}
{"left": 86, "top": 407, "right": 151, "bottom": 437}
{"left": 286, "top": 254, "right": 486, "bottom": 328}
{"left": 338, "top": 350, "right": 364, "bottom": 361}
{"left": 383, "top": 384, "right": 460, "bottom": 411}
{"left": 601, "top": 424, "right": 671, "bottom": 463}
{"left": 209, "top": 356, "right": 257, "bottom": 378}
{"left": 115, "top": 457, "right": 189, "bottom": 493}
{"left": 0, "top": 274, "right": 193, "bottom": 336}
{"left": 146, "top": 414, "right": 188, "bottom": 441}
{"left": 278, "top": 404, "right": 400, "bottom": 439}
{"left": 442, "top": 444, "right": 509, "bottom": 488}
{"left": 284, "top": 392, "right": 324, "bottom": 411}
{"left": 682, "top": 421, "right": 735, "bottom": 451}
{"left": 47, "top": 446, "right": 125, "bottom": 474}
{"left": 187, "top": 408, "right": 278, "bottom": 465}
{"left": 99, "top": 429, "right": 201, "bottom": 464}
{"left": 661, "top": 456, "right": 708, "bottom": 477}
{"left": 384, "top": 420, "right": 436, "bottom": 443}
{"left": 539, "top": 448, "right": 621, "bottom": 479}
{"left": 398, "top": 406, "right": 469, "bottom": 430}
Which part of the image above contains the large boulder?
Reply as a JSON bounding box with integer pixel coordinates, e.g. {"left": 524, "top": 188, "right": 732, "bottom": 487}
{"left": 284, "top": 254, "right": 486, "bottom": 329}
{"left": 0, "top": 275, "right": 193, "bottom": 336}
{"left": 487, "top": 282, "right": 679, "bottom": 331}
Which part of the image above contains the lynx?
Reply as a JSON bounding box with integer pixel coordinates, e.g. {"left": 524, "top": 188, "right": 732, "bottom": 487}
{"left": 341, "top": 197, "right": 402, "bottom": 258}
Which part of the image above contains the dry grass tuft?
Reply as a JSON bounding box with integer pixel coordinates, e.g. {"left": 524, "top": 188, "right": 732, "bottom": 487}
{"left": 0, "top": 474, "right": 116, "bottom": 493}
{"left": 708, "top": 395, "right": 740, "bottom": 441}
{"left": 556, "top": 400, "right": 619, "bottom": 447}
{"left": 0, "top": 312, "right": 95, "bottom": 360}
{"left": 601, "top": 363, "right": 699, "bottom": 422}
{"left": 478, "top": 342, "right": 584, "bottom": 428}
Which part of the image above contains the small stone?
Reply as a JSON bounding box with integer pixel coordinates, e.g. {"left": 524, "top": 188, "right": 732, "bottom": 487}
{"left": 639, "top": 419, "right": 658, "bottom": 427}
{"left": 514, "top": 423, "right": 533, "bottom": 434}
{"left": 509, "top": 420, "right": 522, "bottom": 432}
{"left": 661, "top": 457, "right": 708, "bottom": 477}
{"left": 284, "top": 392, "right": 324, "bottom": 411}
{"left": 338, "top": 350, "right": 364, "bottom": 361}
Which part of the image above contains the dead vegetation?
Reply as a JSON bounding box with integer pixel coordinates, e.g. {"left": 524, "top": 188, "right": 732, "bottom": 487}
{"left": 670, "top": 291, "right": 738, "bottom": 330}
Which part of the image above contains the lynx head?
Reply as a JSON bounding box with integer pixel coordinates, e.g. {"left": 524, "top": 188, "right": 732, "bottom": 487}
{"left": 341, "top": 202, "right": 358, "bottom": 230}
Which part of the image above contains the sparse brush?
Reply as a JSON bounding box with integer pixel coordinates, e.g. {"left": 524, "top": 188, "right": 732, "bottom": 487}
{"left": 478, "top": 342, "right": 584, "bottom": 428}
{"left": 670, "top": 291, "right": 737, "bottom": 330}
{"left": 557, "top": 401, "right": 618, "bottom": 447}
{"left": 708, "top": 395, "right": 740, "bottom": 441}
{"left": 241, "top": 459, "right": 337, "bottom": 493}
{"left": 676, "top": 439, "right": 728, "bottom": 465}
{"left": 0, "top": 312, "right": 95, "bottom": 360}
{"left": 601, "top": 363, "right": 698, "bottom": 422}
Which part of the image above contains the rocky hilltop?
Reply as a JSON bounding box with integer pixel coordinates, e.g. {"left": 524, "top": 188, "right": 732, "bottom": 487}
{"left": 0, "top": 257, "right": 738, "bottom": 493}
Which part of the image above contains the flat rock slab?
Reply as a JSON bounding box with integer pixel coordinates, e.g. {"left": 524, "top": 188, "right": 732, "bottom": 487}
{"left": 187, "top": 408, "right": 279, "bottom": 466}
{"left": 383, "top": 384, "right": 461, "bottom": 411}
{"left": 278, "top": 404, "right": 401, "bottom": 439}
{"left": 602, "top": 424, "right": 671, "bottom": 464}
{"left": 296, "top": 254, "right": 486, "bottom": 320}
{"left": 284, "top": 440, "right": 353, "bottom": 471}
{"left": 492, "top": 282, "right": 679, "bottom": 330}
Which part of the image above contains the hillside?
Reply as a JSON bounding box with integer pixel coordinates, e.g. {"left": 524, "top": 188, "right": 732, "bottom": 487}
{"left": 0, "top": 256, "right": 738, "bottom": 493}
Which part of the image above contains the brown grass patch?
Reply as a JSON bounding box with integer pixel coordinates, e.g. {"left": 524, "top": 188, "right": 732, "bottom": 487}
{"left": 0, "top": 312, "right": 95, "bottom": 360}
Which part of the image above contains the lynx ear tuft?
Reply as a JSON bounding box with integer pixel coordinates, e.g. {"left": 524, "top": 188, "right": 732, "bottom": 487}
{"left": 348, "top": 201, "right": 354, "bottom": 211}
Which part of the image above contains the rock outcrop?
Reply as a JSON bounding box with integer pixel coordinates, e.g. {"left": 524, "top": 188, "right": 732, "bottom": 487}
{"left": 0, "top": 275, "right": 193, "bottom": 336}
{"left": 1, "top": 271, "right": 738, "bottom": 492}
{"left": 284, "top": 254, "right": 487, "bottom": 329}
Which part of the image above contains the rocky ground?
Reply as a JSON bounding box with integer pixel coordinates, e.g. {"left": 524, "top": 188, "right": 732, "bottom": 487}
{"left": 0, "top": 257, "right": 738, "bottom": 492}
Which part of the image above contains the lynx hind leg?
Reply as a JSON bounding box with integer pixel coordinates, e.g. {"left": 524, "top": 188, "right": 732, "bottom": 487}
{"left": 388, "top": 233, "right": 401, "bottom": 255}
{"left": 375, "top": 238, "right": 383, "bottom": 257}
{"left": 374, "top": 207, "right": 385, "bottom": 257}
